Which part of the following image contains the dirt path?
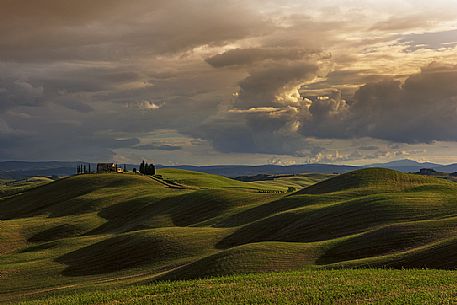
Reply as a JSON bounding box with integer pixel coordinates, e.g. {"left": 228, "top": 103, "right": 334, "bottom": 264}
{"left": 149, "top": 176, "right": 187, "bottom": 189}
{"left": 0, "top": 260, "right": 199, "bottom": 303}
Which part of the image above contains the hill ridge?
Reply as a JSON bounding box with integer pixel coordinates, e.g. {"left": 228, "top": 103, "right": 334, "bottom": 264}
{"left": 298, "top": 167, "right": 449, "bottom": 194}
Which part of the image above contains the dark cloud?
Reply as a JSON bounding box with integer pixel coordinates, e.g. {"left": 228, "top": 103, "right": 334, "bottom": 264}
{"left": 186, "top": 107, "right": 311, "bottom": 156}
{"left": 207, "top": 47, "right": 325, "bottom": 109}
{"left": 0, "top": 78, "right": 44, "bottom": 112}
{"left": 0, "top": 120, "right": 139, "bottom": 161}
{"left": 299, "top": 63, "right": 457, "bottom": 143}
{"left": 308, "top": 92, "right": 348, "bottom": 121}
{"left": 193, "top": 62, "right": 457, "bottom": 157}
{"left": 58, "top": 100, "right": 94, "bottom": 113}
{"left": 236, "top": 63, "right": 320, "bottom": 109}
{"left": 179, "top": 46, "right": 327, "bottom": 156}
{"left": 0, "top": 0, "right": 271, "bottom": 62}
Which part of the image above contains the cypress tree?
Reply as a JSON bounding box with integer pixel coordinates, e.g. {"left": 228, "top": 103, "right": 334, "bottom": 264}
{"left": 150, "top": 163, "right": 156, "bottom": 175}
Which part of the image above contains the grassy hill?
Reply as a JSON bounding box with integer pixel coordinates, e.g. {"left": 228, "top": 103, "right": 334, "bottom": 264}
{"left": 0, "top": 177, "right": 53, "bottom": 199}
{"left": 2, "top": 168, "right": 457, "bottom": 303}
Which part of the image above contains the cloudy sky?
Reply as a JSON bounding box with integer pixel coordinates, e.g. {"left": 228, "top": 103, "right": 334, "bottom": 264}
{"left": 1, "top": 0, "right": 457, "bottom": 165}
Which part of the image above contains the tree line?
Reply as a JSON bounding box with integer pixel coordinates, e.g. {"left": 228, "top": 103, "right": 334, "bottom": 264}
{"left": 76, "top": 161, "right": 155, "bottom": 175}
{"left": 139, "top": 160, "right": 155, "bottom": 175}
{"left": 76, "top": 164, "right": 91, "bottom": 174}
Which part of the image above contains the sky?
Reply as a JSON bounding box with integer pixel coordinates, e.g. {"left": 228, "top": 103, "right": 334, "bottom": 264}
{"left": 1, "top": 0, "right": 457, "bottom": 165}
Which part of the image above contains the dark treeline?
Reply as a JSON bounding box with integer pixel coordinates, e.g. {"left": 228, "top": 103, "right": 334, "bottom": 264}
{"left": 76, "top": 163, "right": 91, "bottom": 174}
{"left": 139, "top": 160, "right": 155, "bottom": 175}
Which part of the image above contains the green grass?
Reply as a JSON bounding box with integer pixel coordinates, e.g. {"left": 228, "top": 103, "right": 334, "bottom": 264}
{"left": 156, "top": 168, "right": 306, "bottom": 192}
{"left": 56, "top": 227, "right": 229, "bottom": 276}
{"left": 243, "top": 173, "right": 334, "bottom": 190}
{"left": 0, "top": 177, "right": 53, "bottom": 199}
{"left": 299, "top": 168, "right": 436, "bottom": 193}
{"left": 2, "top": 168, "right": 457, "bottom": 303}
{"left": 15, "top": 269, "right": 457, "bottom": 305}
{"left": 159, "top": 241, "right": 324, "bottom": 281}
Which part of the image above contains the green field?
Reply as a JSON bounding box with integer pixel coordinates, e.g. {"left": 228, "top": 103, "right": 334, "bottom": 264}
{"left": 16, "top": 269, "right": 457, "bottom": 305}
{"left": 0, "top": 177, "right": 53, "bottom": 199}
{"left": 1, "top": 168, "right": 457, "bottom": 304}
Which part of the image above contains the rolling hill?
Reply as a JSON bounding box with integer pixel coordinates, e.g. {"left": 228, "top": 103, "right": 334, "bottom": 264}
{"left": 2, "top": 168, "right": 457, "bottom": 303}
{"left": 0, "top": 177, "right": 53, "bottom": 199}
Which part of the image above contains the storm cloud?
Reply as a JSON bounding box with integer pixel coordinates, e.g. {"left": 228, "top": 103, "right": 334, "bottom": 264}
{"left": 195, "top": 62, "right": 457, "bottom": 157}
{"left": 1, "top": 0, "right": 457, "bottom": 164}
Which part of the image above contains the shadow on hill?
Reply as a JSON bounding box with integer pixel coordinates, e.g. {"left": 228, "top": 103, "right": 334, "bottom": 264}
{"left": 335, "top": 236, "right": 457, "bottom": 270}
{"left": 88, "top": 189, "right": 275, "bottom": 235}
{"left": 57, "top": 234, "right": 186, "bottom": 276}
{"left": 317, "top": 218, "right": 457, "bottom": 265}
{"left": 0, "top": 174, "right": 163, "bottom": 220}
{"left": 379, "top": 238, "right": 457, "bottom": 269}
{"left": 21, "top": 241, "right": 59, "bottom": 253}
{"left": 218, "top": 190, "right": 457, "bottom": 248}
{"left": 215, "top": 193, "right": 351, "bottom": 228}
{"left": 56, "top": 227, "right": 228, "bottom": 276}
{"left": 28, "top": 224, "right": 87, "bottom": 242}
{"left": 157, "top": 242, "right": 324, "bottom": 281}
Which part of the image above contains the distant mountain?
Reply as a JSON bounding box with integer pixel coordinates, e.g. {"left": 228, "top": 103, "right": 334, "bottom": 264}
{"left": 0, "top": 161, "right": 82, "bottom": 179}
{"left": 433, "top": 163, "right": 457, "bottom": 173}
{"left": 0, "top": 161, "right": 135, "bottom": 180}
{"left": 365, "top": 159, "right": 441, "bottom": 173}
{"left": 368, "top": 159, "right": 440, "bottom": 168}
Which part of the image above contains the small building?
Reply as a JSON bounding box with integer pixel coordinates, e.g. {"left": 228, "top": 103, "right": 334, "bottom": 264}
{"left": 419, "top": 168, "right": 436, "bottom": 175}
{"left": 97, "top": 163, "right": 117, "bottom": 173}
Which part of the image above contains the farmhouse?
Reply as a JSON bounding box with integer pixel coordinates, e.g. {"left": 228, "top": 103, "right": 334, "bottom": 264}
{"left": 97, "top": 163, "right": 117, "bottom": 173}
{"left": 419, "top": 168, "right": 436, "bottom": 175}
